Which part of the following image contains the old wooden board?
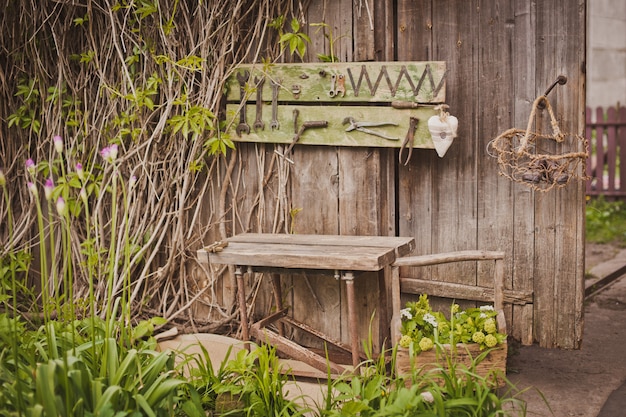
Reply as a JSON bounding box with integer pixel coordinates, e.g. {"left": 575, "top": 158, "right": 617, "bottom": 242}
{"left": 226, "top": 232, "right": 415, "bottom": 256}
{"left": 206, "top": 241, "right": 396, "bottom": 271}
{"left": 225, "top": 104, "right": 437, "bottom": 149}
{"left": 224, "top": 61, "right": 446, "bottom": 150}
{"left": 225, "top": 62, "right": 446, "bottom": 104}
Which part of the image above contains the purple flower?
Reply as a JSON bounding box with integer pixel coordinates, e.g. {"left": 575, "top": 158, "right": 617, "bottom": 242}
{"left": 25, "top": 159, "right": 36, "bottom": 175}
{"left": 100, "top": 144, "right": 119, "bottom": 163}
{"left": 76, "top": 163, "right": 84, "bottom": 181}
{"left": 53, "top": 135, "right": 64, "bottom": 154}
{"left": 44, "top": 178, "right": 54, "bottom": 200}
{"left": 55, "top": 196, "right": 66, "bottom": 216}
{"left": 129, "top": 175, "right": 137, "bottom": 189}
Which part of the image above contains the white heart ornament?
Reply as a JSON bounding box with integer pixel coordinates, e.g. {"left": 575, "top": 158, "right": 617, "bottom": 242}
{"left": 428, "top": 113, "right": 458, "bottom": 157}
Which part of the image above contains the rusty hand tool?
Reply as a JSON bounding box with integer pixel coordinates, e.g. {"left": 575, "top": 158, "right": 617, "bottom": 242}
{"left": 253, "top": 76, "right": 265, "bottom": 131}
{"left": 275, "top": 120, "right": 328, "bottom": 164}
{"left": 399, "top": 117, "right": 419, "bottom": 166}
{"left": 392, "top": 101, "right": 423, "bottom": 109}
{"left": 329, "top": 74, "right": 337, "bottom": 97}
{"left": 336, "top": 74, "right": 346, "bottom": 97}
{"left": 236, "top": 70, "right": 250, "bottom": 136}
{"left": 342, "top": 117, "right": 399, "bottom": 140}
{"left": 270, "top": 79, "right": 281, "bottom": 130}
{"left": 293, "top": 109, "right": 299, "bottom": 134}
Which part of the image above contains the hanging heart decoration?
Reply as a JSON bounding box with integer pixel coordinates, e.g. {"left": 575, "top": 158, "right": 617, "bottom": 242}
{"left": 428, "top": 104, "right": 458, "bottom": 157}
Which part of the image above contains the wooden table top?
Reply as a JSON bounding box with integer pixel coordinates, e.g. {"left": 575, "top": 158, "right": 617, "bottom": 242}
{"left": 202, "top": 233, "right": 415, "bottom": 272}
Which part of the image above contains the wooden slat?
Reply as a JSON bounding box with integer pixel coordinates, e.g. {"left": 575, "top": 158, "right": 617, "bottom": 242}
{"left": 392, "top": 250, "right": 504, "bottom": 267}
{"left": 288, "top": 143, "right": 341, "bottom": 349}
{"left": 620, "top": 108, "right": 626, "bottom": 191}
{"left": 427, "top": 1, "right": 479, "bottom": 299}
{"left": 338, "top": 147, "right": 388, "bottom": 348}
{"left": 225, "top": 62, "right": 447, "bottom": 103}
{"left": 207, "top": 241, "right": 396, "bottom": 271}
{"left": 280, "top": 316, "right": 355, "bottom": 356}
{"left": 225, "top": 104, "right": 437, "bottom": 149}
{"left": 227, "top": 233, "right": 415, "bottom": 256}
{"left": 509, "top": 0, "right": 537, "bottom": 345}
{"left": 250, "top": 326, "right": 346, "bottom": 375}
{"left": 556, "top": 2, "right": 586, "bottom": 349}
{"left": 399, "top": 278, "right": 533, "bottom": 306}
{"left": 607, "top": 107, "right": 618, "bottom": 192}
{"left": 396, "top": 0, "right": 436, "bottom": 292}
{"left": 475, "top": 0, "right": 516, "bottom": 345}
{"left": 596, "top": 107, "right": 606, "bottom": 190}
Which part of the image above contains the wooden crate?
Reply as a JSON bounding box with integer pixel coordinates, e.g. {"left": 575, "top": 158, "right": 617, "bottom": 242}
{"left": 395, "top": 335, "right": 507, "bottom": 386}
{"left": 390, "top": 251, "right": 509, "bottom": 386}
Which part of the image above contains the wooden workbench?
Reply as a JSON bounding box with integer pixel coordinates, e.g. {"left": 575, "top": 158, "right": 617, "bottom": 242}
{"left": 199, "top": 233, "right": 415, "bottom": 373}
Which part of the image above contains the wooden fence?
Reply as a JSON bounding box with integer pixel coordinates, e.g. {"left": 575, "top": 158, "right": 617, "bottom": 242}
{"left": 586, "top": 106, "right": 626, "bottom": 198}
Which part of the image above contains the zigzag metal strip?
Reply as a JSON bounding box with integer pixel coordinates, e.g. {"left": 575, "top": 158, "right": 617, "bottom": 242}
{"left": 346, "top": 64, "right": 446, "bottom": 98}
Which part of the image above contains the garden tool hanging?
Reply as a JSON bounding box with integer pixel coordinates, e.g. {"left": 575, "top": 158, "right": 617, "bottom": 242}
{"left": 428, "top": 104, "right": 458, "bottom": 157}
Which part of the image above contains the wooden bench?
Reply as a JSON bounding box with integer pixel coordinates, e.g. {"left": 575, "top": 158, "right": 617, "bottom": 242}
{"left": 199, "top": 233, "right": 415, "bottom": 374}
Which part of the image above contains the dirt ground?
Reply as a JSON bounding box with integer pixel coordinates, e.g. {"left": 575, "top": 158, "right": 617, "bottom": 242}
{"left": 506, "top": 242, "right": 626, "bottom": 417}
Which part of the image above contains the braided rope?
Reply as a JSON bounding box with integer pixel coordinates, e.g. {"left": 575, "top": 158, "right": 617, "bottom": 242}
{"left": 488, "top": 96, "right": 588, "bottom": 192}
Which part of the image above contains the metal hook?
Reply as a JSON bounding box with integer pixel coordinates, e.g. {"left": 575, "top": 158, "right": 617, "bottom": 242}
{"left": 537, "top": 75, "right": 567, "bottom": 109}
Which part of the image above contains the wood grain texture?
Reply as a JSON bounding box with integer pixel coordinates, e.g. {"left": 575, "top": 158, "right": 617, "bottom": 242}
{"left": 207, "top": 241, "right": 396, "bottom": 271}
{"left": 204, "top": 0, "right": 586, "bottom": 350}
{"left": 474, "top": 0, "right": 516, "bottom": 344}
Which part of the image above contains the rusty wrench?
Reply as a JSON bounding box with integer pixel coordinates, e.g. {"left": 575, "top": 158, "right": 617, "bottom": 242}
{"left": 399, "top": 117, "right": 419, "bottom": 166}
{"left": 253, "top": 76, "right": 265, "bottom": 131}
{"left": 270, "top": 79, "right": 281, "bottom": 130}
{"left": 236, "top": 70, "right": 250, "bottom": 137}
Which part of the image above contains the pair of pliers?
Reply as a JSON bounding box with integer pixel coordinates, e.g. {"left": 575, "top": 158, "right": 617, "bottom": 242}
{"left": 342, "top": 117, "right": 399, "bottom": 140}
{"left": 399, "top": 117, "right": 419, "bottom": 166}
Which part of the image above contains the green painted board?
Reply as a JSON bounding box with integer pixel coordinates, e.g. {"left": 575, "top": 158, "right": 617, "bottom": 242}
{"left": 225, "top": 62, "right": 447, "bottom": 150}
{"left": 226, "top": 104, "right": 438, "bottom": 149}
{"left": 226, "top": 62, "right": 446, "bottom": 104}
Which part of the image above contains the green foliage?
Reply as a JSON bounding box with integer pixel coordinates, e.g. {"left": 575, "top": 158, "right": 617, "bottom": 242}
{"left": 0, "top": 314, "right": 192, "bottom": 417}
{"left": 278, "top": 18, "right": 311, "bottom": 60}
{"left": 586, "top": 196, "right": 626, "bottom": 246}
{"left": 323, "top": 345, "right": 527, "bottom": 417}
{"left": 310, "top": 22, "right": 343, "bottom": 63}
{"left": 0, "top": 250, "right": 33, "bottom": 309}
{"left": 399, "top": 295, "right": 506, "bottom": 353}
{"left": 211, "top": 344, "right": 309, "bottom": 417}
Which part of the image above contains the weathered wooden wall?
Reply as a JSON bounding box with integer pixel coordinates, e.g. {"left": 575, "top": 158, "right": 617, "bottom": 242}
{"left": 212, "top": 0, "right": 586, "bottom": 350}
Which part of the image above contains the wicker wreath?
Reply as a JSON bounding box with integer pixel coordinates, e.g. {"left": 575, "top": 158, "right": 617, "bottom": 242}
{"left": 488, "top": 95, "right": 589, "bottom": 192}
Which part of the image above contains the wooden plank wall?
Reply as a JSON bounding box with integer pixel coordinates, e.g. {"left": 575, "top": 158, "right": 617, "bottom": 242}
{"left": 395, "top": 0, "right": 585, "bottom": 349}
{"left": 215, "top": 0, "right": 586, "bottom": 349}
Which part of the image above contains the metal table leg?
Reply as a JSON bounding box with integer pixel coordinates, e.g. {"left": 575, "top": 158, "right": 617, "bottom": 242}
{"left": 343, "top": 271, "right": 360, "bottom": 369}
{"left": 235, "top": 266, "right": 250, "bottom": 350}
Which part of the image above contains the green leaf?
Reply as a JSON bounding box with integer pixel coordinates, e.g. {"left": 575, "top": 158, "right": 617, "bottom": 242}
{"left": 290, "top": 18, "right": 300, "bottom": 33}
{"left": 135, "top": 393, "right": 157, "bottom": 417}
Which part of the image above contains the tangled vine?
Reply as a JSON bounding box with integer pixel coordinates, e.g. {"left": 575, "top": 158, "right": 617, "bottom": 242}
{"left": 0, "top": 0, "right": 312, "bottom": 333}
